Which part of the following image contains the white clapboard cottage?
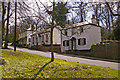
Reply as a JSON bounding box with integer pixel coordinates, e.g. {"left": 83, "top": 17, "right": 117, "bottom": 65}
{"left": 18, "top": 25, "right": 61, "bottom": 51}
{"left": 61, "top": 18, "right": 101, "bottom": 52}
{"left": 30, "top": 27, "right": 61, "bottom": 51}
{"left": 18, "top": 27, "right": 32, "bottom": 47}
{"left": 18, "top": 15, "right": 101, "bottom": 52}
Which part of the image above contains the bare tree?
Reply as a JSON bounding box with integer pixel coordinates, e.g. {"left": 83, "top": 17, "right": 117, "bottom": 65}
{"left": 1, "top": 1, "right": 15, "bottom": 48}
{"left": 73, "top": 2, "right": 88, "bottom": 23}
{"left": 106, "top": 1, "right": 120, "bottom": 16}
{"left": 2, "top": 1, "right": 6, "bottom": 42}
{"left": 32, "top": 0, "right": 68, "bottom": 61}
{"left": 14, "top": 1, "right": 17, "bottom": 51}
{"left": 67, "top": 1, "right": 88, "bottom": 24}
{"left": 4, "top": 1, "right": 10, "bottom": 49}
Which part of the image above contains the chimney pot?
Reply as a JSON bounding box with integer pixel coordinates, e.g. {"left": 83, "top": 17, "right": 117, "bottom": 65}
{"left": 92, "top": 15, "right": 97, "bottom": 24}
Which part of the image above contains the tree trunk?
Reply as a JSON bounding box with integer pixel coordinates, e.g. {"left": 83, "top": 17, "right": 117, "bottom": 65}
{"left": 50, "top": 27, "right": 54, "bottom": 62}
{"left": 95, "top": 5, "right": 99, "bottom": 26}
{"left": 80, "top": 2, "right": 83, "bottom": 22}
{"left": 2, "top": 1, "right": 5, "bottom": 42}
{"left": 14, "top": 1, "right": 17, "bottom": 51}
{"left": 107, "top": 9, "right": 110, "bottom": 31}
{"left": 4, "top": 2, "right": 10, "bottom": 49}
{"left": 36, "top": 24, "right": 38, "bottom": 48}
{"left": 118, "top": 1, "right": 120, "bottom": 19}
{"left": 50, "top": 0, "right": 55, "bottom": 62}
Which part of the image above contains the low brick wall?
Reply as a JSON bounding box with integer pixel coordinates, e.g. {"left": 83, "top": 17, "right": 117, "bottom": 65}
{"left": 92, "top": 42, "right": 120, "bottom": 60}
{"left": 31, "top": 45, "right": 61, "bottom": 52}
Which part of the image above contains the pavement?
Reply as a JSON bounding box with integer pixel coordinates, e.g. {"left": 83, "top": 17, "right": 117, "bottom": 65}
{"left": 8, "top": 46, "right": 120, "bottom": 70}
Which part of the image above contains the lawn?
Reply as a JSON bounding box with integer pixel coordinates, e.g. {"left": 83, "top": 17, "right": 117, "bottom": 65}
{"left": 0, "top": 49, "right": 119, "bottom": 79}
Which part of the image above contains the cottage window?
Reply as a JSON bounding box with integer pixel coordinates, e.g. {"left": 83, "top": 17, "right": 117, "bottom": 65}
{"left": 78, "top": 38, "right": 86, "bottom": 45}
{"left": 67, "top": 40, "right": 69, "bottom": 46}
{"left": 46, "top": 34, "right": 48, "bottom": 42}
{"left": 78, "top": 39, "right": 80, "bottom": 45}
{"left": 33, "top": 37, "right": 34, "bottom": 44}
{"left": 36, "top": 37, "right": 38, "bottom": 43}
{"left": 29, "top": 38, "right": 31, "bottom": 42}
{"left": 38, "top": 34, "right": 41, "bottom": 43}
{"left": 41, "top": 35, "right": 44, "bottom": 42}
{"left": 63, "top": 41, "right": 65, "bottom": 46}
{"left": 83, "top": 38, "right": 86, "bottom": 45}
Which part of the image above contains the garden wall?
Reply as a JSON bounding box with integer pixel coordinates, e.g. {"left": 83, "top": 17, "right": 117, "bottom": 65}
{"left": 92, "top": 42, "right": 120, "bottom": 60}
{"left": 31, "top": 45, "right": 61, "bottom": 53}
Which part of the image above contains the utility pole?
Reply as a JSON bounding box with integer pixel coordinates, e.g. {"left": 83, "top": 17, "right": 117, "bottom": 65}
{"left": 14, "top": 0, "right": 17, "bottom": 51}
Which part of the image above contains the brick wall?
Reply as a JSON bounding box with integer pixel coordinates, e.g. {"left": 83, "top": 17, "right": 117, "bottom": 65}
{"left": 31, "top": 45, "right": 61, "bottom": 52}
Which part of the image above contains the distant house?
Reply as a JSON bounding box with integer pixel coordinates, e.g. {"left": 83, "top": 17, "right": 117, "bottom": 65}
{"left": 18, "top": 23, "right": 61, "bottom": 51}
{"left": 18, "top": 27, "right": 32, "bottom": 47}
{"left": 61, "top": 17, "right": 101, "bottom": 52}
{"left": 30, "top": 27, "right": 61, "bottom": 51}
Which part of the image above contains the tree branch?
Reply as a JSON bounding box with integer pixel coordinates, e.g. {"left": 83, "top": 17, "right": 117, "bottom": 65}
{"left": 106, "top": 2, "right": 120, "bottom": 16}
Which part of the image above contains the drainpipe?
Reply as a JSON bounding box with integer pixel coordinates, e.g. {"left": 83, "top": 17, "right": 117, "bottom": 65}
{"left": 61, "top": 30, "right": 62, "bottom": 53}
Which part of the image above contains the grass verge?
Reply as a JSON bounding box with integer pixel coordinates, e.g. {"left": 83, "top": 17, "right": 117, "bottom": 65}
{"left": 0, "top": 49, "right": 119, "bottom": 79}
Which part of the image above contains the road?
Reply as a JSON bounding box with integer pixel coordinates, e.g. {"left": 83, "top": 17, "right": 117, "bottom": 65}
{"left": 8, "top": 46, "right": 119, "bottom": 70}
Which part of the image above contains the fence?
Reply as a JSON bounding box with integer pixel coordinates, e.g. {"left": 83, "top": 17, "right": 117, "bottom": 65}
{"left": 92, "top": 42, "right": 120, "bottom": 60}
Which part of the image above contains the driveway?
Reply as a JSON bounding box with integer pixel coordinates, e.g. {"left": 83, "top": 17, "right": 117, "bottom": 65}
{"left": 8, "top": 46, "right": 119, "bottom": 70}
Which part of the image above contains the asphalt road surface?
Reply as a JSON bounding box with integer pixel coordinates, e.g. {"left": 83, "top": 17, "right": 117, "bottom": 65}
{"left": 8, "top": 46, "right": 119, "bottom": 70}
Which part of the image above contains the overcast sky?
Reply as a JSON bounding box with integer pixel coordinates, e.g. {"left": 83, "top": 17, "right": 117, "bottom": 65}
{"left": 1, "top": 0, "right": 118, "bottom": 26}
{"left": 27, "top": 0, "right": 93, "bottom": 23}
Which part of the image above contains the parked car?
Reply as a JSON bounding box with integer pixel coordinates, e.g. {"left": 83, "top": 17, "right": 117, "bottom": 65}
{"left": 2, "top": 41, "right": 5, "bottom": 48}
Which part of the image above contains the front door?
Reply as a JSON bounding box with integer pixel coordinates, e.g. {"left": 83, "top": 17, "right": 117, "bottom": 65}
{"left": 71, "top": 38, "right": 76, "bottom": 50}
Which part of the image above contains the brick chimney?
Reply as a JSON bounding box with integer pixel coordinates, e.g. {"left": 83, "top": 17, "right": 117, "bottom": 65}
{"left": 92, "top": 15, "right": 97, "bottom": 24}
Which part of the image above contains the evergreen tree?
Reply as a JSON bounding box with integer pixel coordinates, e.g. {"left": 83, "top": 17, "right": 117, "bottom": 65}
{"left": 113, "top": 17, "right": 120, "bottom": 40}
{"left": 54, "top": 2, "right": 68, "bottom": 27}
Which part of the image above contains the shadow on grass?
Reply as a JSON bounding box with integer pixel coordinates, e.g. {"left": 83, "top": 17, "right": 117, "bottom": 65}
{"left": 34, "top": 61, "right": 52, "bottom": 79}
